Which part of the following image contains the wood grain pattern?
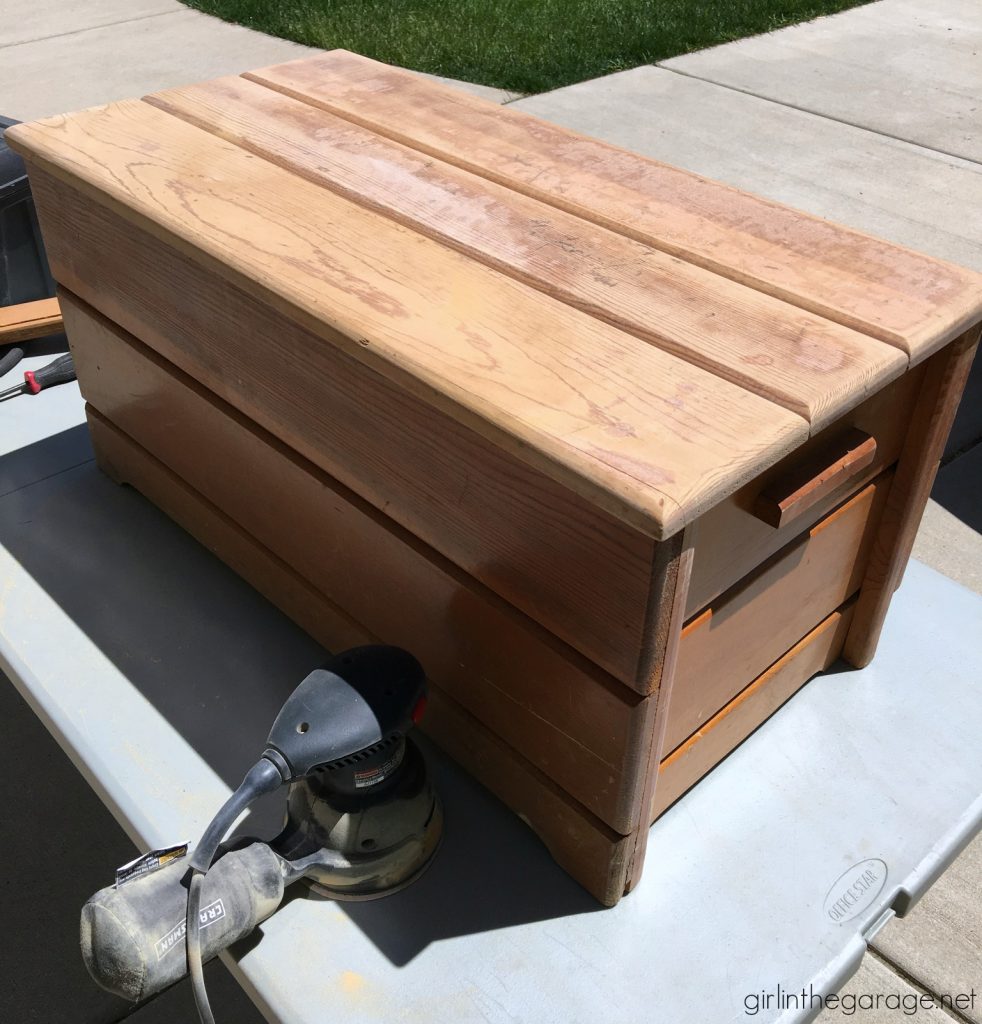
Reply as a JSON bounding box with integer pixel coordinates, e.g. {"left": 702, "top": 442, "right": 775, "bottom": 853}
{"left": 41, "top": 179, "right": 657, "bottom": 687}
{"left": 87, "top": 408, "right": 632, "bottom": 906}
{"left": 147, "top": 76, "right": 905, "bottom": 431}
{"left": 624, "top": 527, "right": 695, "bottom": 890}
{"left": 246, "top": 51, "right": 982, "bottom": 363}
{"left": 752, "top": 428, "right": 877, "bottom": 529}
{"left": 7, "top": 104, "right": 806, "bottom": 541}
{"left": 652, "top": 602, "right": 854, "bottom": 820}
{"left": 685, "top": 367, "right": 924, "bottom": 617}
{"left": 844, "top": 327, "right": 980, "bottom": 667}
{"left": 0, "top": 296, "right": 62, "bottom": 343}
{"left": 667, "top": 474, "right": 890, "bottom": 752}
{"left": 65, "top": 293, "right": 652, "bottom": 831}
{"left": 423, "top": 683, "right": 632, "bottom": 907}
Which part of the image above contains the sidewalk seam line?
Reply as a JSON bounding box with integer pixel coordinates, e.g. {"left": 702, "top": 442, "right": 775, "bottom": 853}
{"left": 0, "top": 9, "right": 188, "bottom": 54}
{"left": 654, "top": 63, "right": 982, "bottom": 169}
{"left": 866, "top": 947, "right": 977, "bottom": 1024}
{"left": 0, "top": 457, "right": 95, "bottom": 501}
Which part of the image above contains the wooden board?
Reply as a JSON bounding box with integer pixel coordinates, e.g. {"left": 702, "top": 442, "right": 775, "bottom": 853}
{"left": 845, "top": 327, "right": 981, "bottom": 666}
{"left": 65, "top": 293, "right": 655, "bottom": 833}
{"left": 667, "top": 475, "right": 890, "bottom": 752}
{"left": 0, "top": 296, "right": 62, "bottom": 344}
{"left": 684, "top": 367, "right": 923, "bottom": 617}
{"left": 7, "top": 104, "right": 807, "bottom": 543}
{"left": 652, "top": 603, "right": 854, "bottom": 820}
{"left": 147, "top": 75, "right": 905, "bottom": 432}
{"left": 245, "top": 50, "right": 982, "bottom": 362}
{"left": 85, "top": 408, "right": 632, "bottom": 906}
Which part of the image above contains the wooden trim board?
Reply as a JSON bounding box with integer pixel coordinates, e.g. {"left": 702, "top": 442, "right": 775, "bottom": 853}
{"left": 653, "top": 603, "right": 855, "bottom": 820}
{"left": 844, "top": 327, "right": 981, "bottom": 666}
{"left": 0, "top": 296, "right": 62, "bottom": 344}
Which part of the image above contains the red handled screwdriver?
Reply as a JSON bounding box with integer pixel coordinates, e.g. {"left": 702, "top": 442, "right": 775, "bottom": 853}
{"left": 0, "top": 353, "right": 76, "bottom": 399}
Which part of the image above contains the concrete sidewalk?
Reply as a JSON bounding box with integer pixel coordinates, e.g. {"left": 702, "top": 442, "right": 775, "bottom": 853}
{"left": 0, "top": 0, "right": 512, "bottom": 121}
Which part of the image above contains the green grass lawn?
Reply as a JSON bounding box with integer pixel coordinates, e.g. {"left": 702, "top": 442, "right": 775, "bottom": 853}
{"left": 182, "top": 0, "right": 870, "bottom": 95}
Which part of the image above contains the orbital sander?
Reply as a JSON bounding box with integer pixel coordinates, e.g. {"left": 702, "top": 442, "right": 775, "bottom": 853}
{"left": 79, "top": 645, "right": 443, "bottom": 1023}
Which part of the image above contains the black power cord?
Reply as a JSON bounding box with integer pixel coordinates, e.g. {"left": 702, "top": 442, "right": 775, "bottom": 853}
{"left": 185, "top": 758, "right": 284, "bottom": 1024}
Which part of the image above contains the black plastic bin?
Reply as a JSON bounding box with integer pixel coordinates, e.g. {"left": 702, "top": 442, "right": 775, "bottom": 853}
{"left": 1, "top": 115, "right": 55, "bottom": 308}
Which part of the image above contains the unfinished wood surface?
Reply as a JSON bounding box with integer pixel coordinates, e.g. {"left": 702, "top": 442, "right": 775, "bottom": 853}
{"left": 844, "top": 328, "right": 981, "bottom": 667}
{"left": 8, "top": 105, "right": 807, "bottom": 542}
{"left": 66, "top": 293, "right": 653, "bottom": 831}
{"left": 624, "top": 528, "right": 695, "bottom": 890}
{"left": 44, "top": 195, "right": 657, "bottom": 689}
{"left": 424, "top": 683, "right": 632, "bottom": 907}
{"left": 0, "top": 296, "right": 62, "bottom": 344}
{"left": 752, "top": 428, "right": 877, "bottom": 529}
{"left": 667, "top": 475, "right": 891, "bottom": 752}
{"left": 88, "top": 412, "right": 376, "bottom": 658}
{"left": 87, "top": 409, "right": 631, "bottom": 906}
{"left": 685, "top": 367, "right": 924, "bottom": 617}
{"left": 247, "top": 50, "right": 982, "bottom": 362}
{"left": 652, "top": 603, "right": 854, "bottom": 820}
{"left": 147, "top": 75, "right": 905, "bottom": 431}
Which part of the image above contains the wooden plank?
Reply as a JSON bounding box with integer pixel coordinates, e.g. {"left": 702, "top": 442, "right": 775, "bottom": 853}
{"left": 685, "top": 366, "right": 924, "bottom": 617}
{"left": 844, "top": 327, "right": 981, "bottom": 667}
{"left": 424, "top": 683, "right": 632, "bottom": 907}
{"left": 652, "top": 603, "right": 854, "bottom": 820}
{"left": 667, "top": 474, "right": 891, "bottom": 752}
{"left": 623, "top": 527, "right": 695, "bottom": 891}
{"left": 65, "top": 293, "right": 651, "bottom": 832}
{"left": 40, "top": 182, "right": 657, "bottom": 689}
{"left": 0, "top": 296, "right": 62, "bottom": 344}
{"left": 245, "top": 51, "right": 982, "bottom": 363}
{"left": 752, "top": 428, "right": 877, "bottom": 529}
{"left": 7, "top": 104, "right": 807, "bottom": 542}
{"left": 147, "top": 76, "right": 906, "bottom": 432}
{"left": 86, "top": 408, "right": 631, "bottom": 906}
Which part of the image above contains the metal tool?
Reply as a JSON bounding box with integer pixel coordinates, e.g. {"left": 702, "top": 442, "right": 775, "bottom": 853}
{"left": 0, "top": 345, "right": 24, "bottom": 379}
{"left": 0, "top": 351, "right": 75, "bottom": 398}
{"left": 79, "top": 645, "right": 442, "bottom": 1023}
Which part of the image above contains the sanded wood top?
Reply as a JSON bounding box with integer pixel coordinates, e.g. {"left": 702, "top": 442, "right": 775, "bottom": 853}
{"left": 8, "top": 51, "right": 981, "bottom": 538}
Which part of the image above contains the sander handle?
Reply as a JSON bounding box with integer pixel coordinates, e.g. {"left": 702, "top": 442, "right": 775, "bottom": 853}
{"left": 81, "top": 842, "right": 286, "bottom": 1003}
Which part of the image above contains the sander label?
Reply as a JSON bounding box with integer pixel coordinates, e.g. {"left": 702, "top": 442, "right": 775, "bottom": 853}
{"left": 115, "top": 842, "right": 189, "bottom": 889}
{"left": 154, "top": 899, "right": 227, "bottom": 960}
{"left": 354, "top": 745, "right": 404, "bottom": 788}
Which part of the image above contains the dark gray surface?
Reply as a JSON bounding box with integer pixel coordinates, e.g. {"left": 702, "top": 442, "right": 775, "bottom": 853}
{"left": 944, "top": 357, "right": 982, "bottom": 461}
{"left": 0, "top": 674, "right": 267, "bottom": 1024}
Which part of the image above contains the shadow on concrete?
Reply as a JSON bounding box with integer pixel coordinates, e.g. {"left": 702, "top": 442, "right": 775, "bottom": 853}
{"left": 944, "top": 356, "right": 982, "bottom": 466}
{"left": 933, "top": 350, "right": 982, "bottom": 535}
{"left": 0, "top": 673, "right": 268, "bottom": 1024}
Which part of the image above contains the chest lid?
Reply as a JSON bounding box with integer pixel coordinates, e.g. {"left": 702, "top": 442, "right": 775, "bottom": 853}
{"left": 9, "top": 51, "right": 981, "bottom": 539}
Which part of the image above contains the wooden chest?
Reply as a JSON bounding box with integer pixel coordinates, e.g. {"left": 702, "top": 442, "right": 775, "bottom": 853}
{"left": 9, "top": 51, "right": 980, "bottom": 906}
